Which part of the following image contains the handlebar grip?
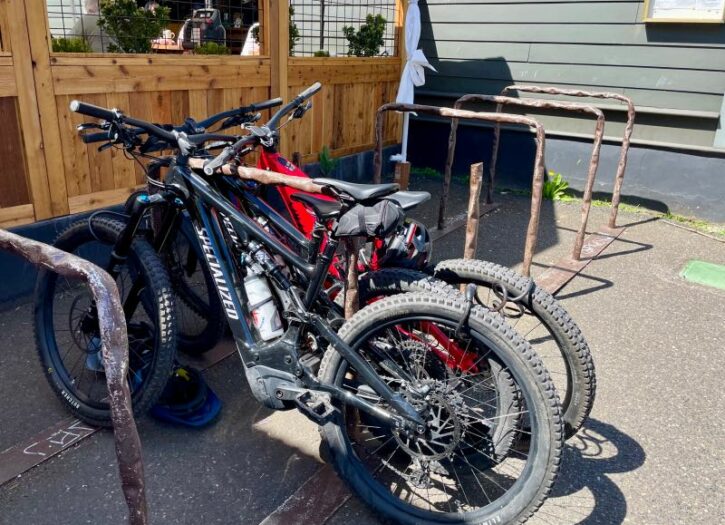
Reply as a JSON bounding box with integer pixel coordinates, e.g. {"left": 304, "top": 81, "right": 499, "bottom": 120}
{"left": 296, "top": 82, "right": 322, "bottom": 102}
{"left": 250, "top": 97, "right": 283, "bottom": 111}
{"left": 70, "top": 100, "right": 118, "bottom": 122}
{"left": 203, "top": 146, "right": 234, "bottom": 176}
{"left": 81, "top": 131, "right": 111, "bottom": 144}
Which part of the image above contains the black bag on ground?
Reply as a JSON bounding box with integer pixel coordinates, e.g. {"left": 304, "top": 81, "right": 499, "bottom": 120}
{"left": 334, "top": 200, "right": 405, "bottom": 238}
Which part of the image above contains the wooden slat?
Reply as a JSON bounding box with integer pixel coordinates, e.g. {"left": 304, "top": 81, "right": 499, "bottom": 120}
{"left": 4, "top": 0, "right": 59, "bottom": 219}
{"left": 170, "top": 90, "right": 189, "bottom": 127}
{"left": 23, "top": 0, "right": 69, "bottom": 216}
{"left": 0, "top": 204, "right": 34, "bottom": 228}
{"left": 0, "top": 0, "right": 12, "bottom": 54}
{"left": 0, "top": 97, "right": 30, "bottom": 207}
{"left": 68, "top": 186, "right": 144, "bottom": 215}
{"left": 52, "top": 62, "right": 271, "bottom": 95}
{"left": 270, "top": 0, "right": 289, "bottom": 99}
{"left": 188, "top": 89, "right": 208, "bottom": 121}
{"left": 105, "top": 92, "right": 136, "bottom": 190}
{"left": 288, "top": 61, "right": 400, "bottom": 85}
{"left": 0, "top": 64, "right": 16, "bottom": 96}
{"left": 56, "top": 94, "right": 91, "bottom": 197}
{"left": 49, "top": 55, "right": 270, "bottom": 67}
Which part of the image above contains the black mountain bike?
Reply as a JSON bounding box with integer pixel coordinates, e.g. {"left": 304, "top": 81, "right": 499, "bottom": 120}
{"left": 35, "top": 85, "right": 565, "bottom": 524}
{"left": 116, "top": 88, "right": 594, "bottom": 440}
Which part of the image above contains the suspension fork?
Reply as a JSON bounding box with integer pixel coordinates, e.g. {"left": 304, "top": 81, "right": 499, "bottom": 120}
{"left": 115, "top": 196, "right": 181, "bottom": 319}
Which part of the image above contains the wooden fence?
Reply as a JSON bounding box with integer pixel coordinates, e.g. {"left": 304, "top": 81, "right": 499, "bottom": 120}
{"left": 0, "top": 0, "right": 402, "bottom": 229}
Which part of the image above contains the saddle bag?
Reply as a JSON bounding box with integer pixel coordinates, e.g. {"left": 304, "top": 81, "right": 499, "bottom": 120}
{"left": 334, "top": 200, "right": 405, "bottom": 238}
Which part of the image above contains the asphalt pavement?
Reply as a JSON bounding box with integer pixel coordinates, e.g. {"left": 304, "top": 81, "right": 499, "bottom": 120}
{"left": 0, "top": 175, "right": 723, "bottom": 524}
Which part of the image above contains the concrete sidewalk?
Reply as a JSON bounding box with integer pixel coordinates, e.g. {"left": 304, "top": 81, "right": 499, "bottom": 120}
{"left": 1, "top": 181, "right": 723, "bottom": 524}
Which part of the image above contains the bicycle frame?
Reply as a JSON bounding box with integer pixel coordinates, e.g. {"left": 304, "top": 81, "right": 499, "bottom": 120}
{"left": 121, "top": 159, "right": 424, "bottom": 431}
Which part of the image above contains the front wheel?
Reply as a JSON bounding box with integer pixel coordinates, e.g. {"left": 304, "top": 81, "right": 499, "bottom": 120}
{"left": 34, "top": 217, "right": 177, "bottom": 426}
{"left": 319, "top": 292, "right": 563, "bottom": 525}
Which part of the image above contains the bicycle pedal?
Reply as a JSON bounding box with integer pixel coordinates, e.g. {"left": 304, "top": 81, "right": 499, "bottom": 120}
{"left": 294, "top": 390, "right": 335, "bottom": 424}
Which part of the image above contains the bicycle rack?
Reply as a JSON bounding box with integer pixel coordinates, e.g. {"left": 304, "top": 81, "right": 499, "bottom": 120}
{"left": 373, "top": 102, "right": 547, "bottom": 277}
{"left": 500, "top": 85, "right": 636, "bottom": 230}
{"left": 449, "top": 94, "right": 605, "bottom": 262}
{"left": 0, "top": 229, "right": 148, "bottom": 525}
{"left": 495, "top": 86, "right": 636, "bottom": 293}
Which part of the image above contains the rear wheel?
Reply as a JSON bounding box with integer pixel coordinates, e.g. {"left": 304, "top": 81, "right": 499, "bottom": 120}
{"left": 434, "top": 259, "right": 595, "bottom": 438}
{"left": 34, "top": 217, "right": 177, "bottom": 426}
{"left": 357, "top": 264, "right": 594, "bottom": 439}
{"left": 319, "top": 293, "right": 563, "bottom": 525}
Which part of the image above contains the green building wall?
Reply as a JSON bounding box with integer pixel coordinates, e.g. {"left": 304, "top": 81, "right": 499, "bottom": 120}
{"left": 417, "top": 0, "right": 725, "bottom": 150}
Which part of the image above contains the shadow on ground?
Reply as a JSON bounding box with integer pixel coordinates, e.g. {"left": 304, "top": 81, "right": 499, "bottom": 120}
{"left": 531, "top": 419, "right": 646, "bottom": 525}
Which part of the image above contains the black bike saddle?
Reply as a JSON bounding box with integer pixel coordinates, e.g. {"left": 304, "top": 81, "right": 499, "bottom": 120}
{"left": 290, "top": 193, "right": 343, "bottom": 220}
{"left": 384, "top": 191, "right": 431, "bottom": 211}
{"left": 314, "top": 178, "right": 399, "bottom": 202}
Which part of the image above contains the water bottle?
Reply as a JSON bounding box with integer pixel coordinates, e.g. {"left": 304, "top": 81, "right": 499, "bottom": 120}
{"left": 243, "top": 263, "right": 284, "bottom": 341}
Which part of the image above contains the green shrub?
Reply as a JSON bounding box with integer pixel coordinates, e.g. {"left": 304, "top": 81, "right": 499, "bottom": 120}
{"left": 98, "top": 0, "right": 170, "bottom": 54}
{"left": 542, "top": 171, "right": 570, "bottom": 201}
{"left": 51, "top": 37, "right": 92, "bottom": 53}
{"left": 318, "top": 146, "right": 339, "bottom": 176}
{"left": 194, "top": 42, "right": 230, "bottom": 55}
{"left": 288, "top": 6, "right": 301, "bottom": 56}
{"left": 313, "top": 50, "right": 330, "bottom": 57}
{"left": 343, "top": 14, "right": 386, "bottom": 57}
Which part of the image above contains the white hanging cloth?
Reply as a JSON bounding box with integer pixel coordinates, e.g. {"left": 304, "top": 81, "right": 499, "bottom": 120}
{"left": 393, "top": 0, "right": 436, "bottom": 162}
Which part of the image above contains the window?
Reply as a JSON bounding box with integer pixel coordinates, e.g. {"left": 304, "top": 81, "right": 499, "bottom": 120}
{"left": 46, "top": 0, "right": 263, "bottom": 55}
{"left": 643, "top": 0, "right": 725, "bottom": 23}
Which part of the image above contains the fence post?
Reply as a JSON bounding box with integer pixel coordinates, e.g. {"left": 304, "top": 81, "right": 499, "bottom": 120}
{"left": 463, "top": 163, "right": 484, "bottom": 260}
{"left": 269, "top": 0, "right": 289, "bottom": 101}
{"left": 4, "top": 1, "right": 53, "bottom": 220}
{"left": 269, "top": 0, "right": 289, "bottom": 155}
{"left": 394, "top": 161, "right": 410, "bottom": 190}
{"left": 7, "top": 0, "right": 68, "bottom": 219}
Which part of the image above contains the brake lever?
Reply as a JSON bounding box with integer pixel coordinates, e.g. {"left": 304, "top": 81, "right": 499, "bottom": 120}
{"left": 77, "top": 122, "right": 109, "bottom": 132}
{"left": 292, "top": 101, "right": 312, "bottom": 119}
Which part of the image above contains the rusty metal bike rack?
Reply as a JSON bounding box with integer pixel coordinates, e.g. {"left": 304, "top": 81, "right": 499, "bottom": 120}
{"left": 373, "top": 102, "right": 547, "bottom": 277}
{"left": 500, "top": 85, "right": 635, "bottom": 229}
{"left": 494, "top": 86, "right": 636, "bottom": 293}
{"left": 448, "top": 94, "right": 605, "bottom": 263}
{"left": 0, "top": 229, "right": 148, "bottom": 525}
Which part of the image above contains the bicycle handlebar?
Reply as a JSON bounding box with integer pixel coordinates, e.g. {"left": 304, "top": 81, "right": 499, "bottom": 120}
{"left": 71, "top": 99, "right": 179, "bottom": 145}
{"left": 267, "top": 82, "right": 321, "bottom": 130}
{"left": 81, "top": 130, "right": 112, "bottom": 144}
{"left": 196, "top": 97, "right": 283, "bottom": 130}
{"left": 69, "top": 100, "right": 117, "bottom": 122}
{"left": 203, "top": 82, "right": 321, "bottom": 175}
{"left": 71, "top": 83, "right": 319, "bottom": 171}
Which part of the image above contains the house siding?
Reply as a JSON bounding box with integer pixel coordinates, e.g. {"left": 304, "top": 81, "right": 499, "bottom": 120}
{"left": 417, "top": 0, "right": 725, "bottom": 148}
